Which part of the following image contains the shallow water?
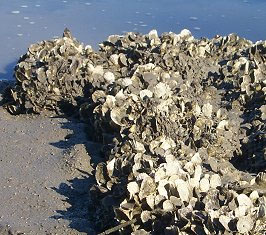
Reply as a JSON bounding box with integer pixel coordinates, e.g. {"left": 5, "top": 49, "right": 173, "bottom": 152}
{"left": 1, "top": 0, "right": 266, "bottom": 79}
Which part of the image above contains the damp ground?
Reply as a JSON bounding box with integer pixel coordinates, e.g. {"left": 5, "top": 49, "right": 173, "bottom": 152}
{"left": 0, "top": 82, "right": 98, "bottom": 234}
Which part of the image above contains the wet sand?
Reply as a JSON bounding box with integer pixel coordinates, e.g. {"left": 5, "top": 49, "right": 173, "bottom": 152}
{"left": 0, "top": 82, "right": 96, "bottom": 234}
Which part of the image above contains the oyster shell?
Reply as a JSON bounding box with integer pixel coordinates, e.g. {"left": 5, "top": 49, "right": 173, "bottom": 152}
{"left": 127, "top": 181, "right": 140, "bottom": 198}
{"left": 210, "top": 174, "right": 222, "bottom": 189}
{"left": 175, "top": 179, "right": 190, "bottom": 202}
{"left": 237, "top": 216, "right": 254, "bottom": 234}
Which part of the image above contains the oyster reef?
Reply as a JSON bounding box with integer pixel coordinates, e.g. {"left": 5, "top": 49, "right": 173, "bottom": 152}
{"left": 4, "top": 29, "right": 266, "bottom": 234}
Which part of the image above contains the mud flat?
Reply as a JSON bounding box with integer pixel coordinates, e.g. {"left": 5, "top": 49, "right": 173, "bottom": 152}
{"left": 0, "top": 81, "right": 97, "bottom": 234}
{"left": 1, "top": 28, "right": 266, "bottom": 234}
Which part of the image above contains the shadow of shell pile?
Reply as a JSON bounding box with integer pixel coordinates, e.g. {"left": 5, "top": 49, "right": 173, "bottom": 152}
{"left": 6, "top": 29, "right": 266, "bottom": 234}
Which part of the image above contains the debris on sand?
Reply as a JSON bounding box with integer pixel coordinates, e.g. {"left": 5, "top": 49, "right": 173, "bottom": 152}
{"left": 5, "top": 29, "right": 266, "bottom": 234}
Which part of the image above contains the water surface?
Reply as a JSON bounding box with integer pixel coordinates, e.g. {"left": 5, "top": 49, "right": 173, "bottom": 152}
{"left": 1, "top": 0, "right": 266, "bottom": 79}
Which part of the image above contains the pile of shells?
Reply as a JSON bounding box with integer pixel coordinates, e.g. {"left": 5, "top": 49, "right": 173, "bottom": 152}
{"left": 6, "top": 29, "right": 103, "bottom": 114}
{"left": 114, "top": 156, "right": 266, "bottom": 234}
{"left": 5, "top": 29, "right": 266, "bottom": 234}
{"left": 83, "top": 30, "right": 265, "bottom": 233}
{"left": 218, "top": 42, "right": 266, "bottom": 172}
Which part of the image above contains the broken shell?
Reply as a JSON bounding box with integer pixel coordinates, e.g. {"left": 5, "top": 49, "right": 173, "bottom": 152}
{"left": 127, "top": 181, "right": 140, "bottom": 198}
{"left": 258, "top": 204, "right": 266, "bottom": 218}
{"left": 110, "top": 54, "right": 119, "bottom": 65}
{"left": 202, "top": 103, "right": 213, "bottom": 118}
{"left": 153, "top": 82, "right": 171, "bottom": 99}
{"left": 103, "top": 71, "right": 116, "bottom": 84}
{"left": 237, "top": 194, "right": 253, "bottom": 208}
{"left": 140, "top": 89, "right": 153, "bottom": 100}
{"left": 141, "top": 210, "right": 152, "bottom": 223}
{"left": 110, "top": 107, "right": 127, "bottom": 126}
{"left": 95, "top": 162, "right": 109, "bottom": 186}
{"left": 249, "top": 191, "right": 259, "bottom": 202}
{"left": 92, "top": 90, "right": 106, "bottom": 103}
{"left": 161, "top": 138, "right": 176, "bottom": 151}
{"left": 118, "top": 53, "right": 128, "bottom": 66}
{"left": 154, "top": 167, "right": 166, "bottom": 182}
{"left": 260, "top": 105, "right": 266, "bottom": 120}
{"left": 237, "top": 216, "right": 254, "bottom": 234}
{"left": 191, "top": 153, "right": 202, "bottom": 165}
{"left": 165, "top": 160, "right": 183, "bottom": 176}
{"left": 139, "top": 176, "right": 156, "bottom": 200}
{"left": 169, "top": 196, "right": 182, "bottom": 207}
{"left": 255, "top": 172, "right": 266, "bottom": 186}
{"left": 199, "top": 178, "right": 210, "bottom": 192}
{"left": 175, "top": 179, "right": 190, "bottom": 202}
{"left": 194, "top": 165, "right": 202, "bottom": 182}
{"left": 148, "top": 29, "right": 158, "bottom": 38}
{"left": 146, "top": 195, "right": 155, "bottom": 210}
{"left": 154, "top": 194, "right": 166, "bottom": 208}
{"left": 219, "top": 215, "right": 232, "bottom": 231}
{"left": 158, "top": 180, "right": 169, "bottom": 199}
{"left": 163, "top": 200, "right": 175, "bottom": 212}
{"left": 184, "top": 162, "right": 194, "bottom": 175}
{"left": 133, "top": 229, "right": 150, "bottom": 235}
{"left": 210, "top": 174, "right": 222, "bottom": 189}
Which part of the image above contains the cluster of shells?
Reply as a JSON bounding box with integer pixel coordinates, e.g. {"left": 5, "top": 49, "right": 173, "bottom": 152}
{"left": 7, "top": 29, "right": 102, "bottom": 114}
{"left": 6, "top": 29, "right": 266, "bottom": 234}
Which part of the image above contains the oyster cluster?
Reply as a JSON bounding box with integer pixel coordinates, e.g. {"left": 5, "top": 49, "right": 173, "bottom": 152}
{"left": 217, "top": 42, "right": 266, "bottom": 172}
{"left": 7, "top": 28, "right": 102, "bottom": 114}
{"left": 6, "top": 29, "right": 266, "bottom": 234}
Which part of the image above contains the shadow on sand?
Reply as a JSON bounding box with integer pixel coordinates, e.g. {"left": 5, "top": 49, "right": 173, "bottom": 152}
{"left": 49, "top": 114, "right": 105, "bottom": 234}
{"left": 51, "top": 175, "right": 96, "bottom": 234}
